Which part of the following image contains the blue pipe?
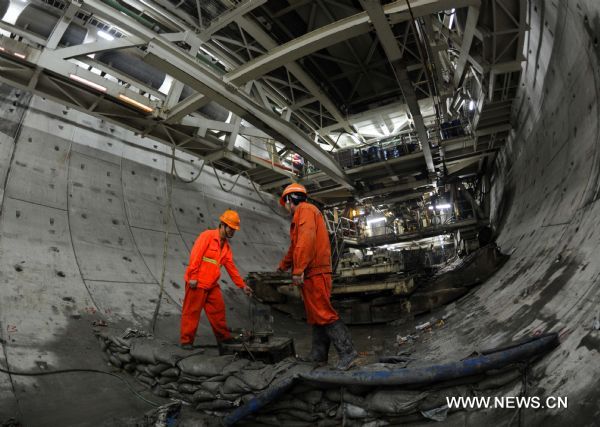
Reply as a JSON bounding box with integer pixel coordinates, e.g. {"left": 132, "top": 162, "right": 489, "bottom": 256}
{"left": 224, "top": 376, "right": 295, "bottom": 426}
{"left": 224, "top": 333, "right": 559, "bottom": 426}
{"left": 300, "top": 333, "right": 558, "bottom": 386}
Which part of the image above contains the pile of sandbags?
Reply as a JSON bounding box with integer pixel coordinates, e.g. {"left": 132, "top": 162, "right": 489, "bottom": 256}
{"left": 96, "top": 329, "right": 528, "bottom": 426}
{"left": 94, "top": 329, "right": 312, "bottom": 414}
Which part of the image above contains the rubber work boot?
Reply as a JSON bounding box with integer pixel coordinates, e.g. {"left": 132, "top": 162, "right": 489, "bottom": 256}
{"left": 298, "top": 325, "right": 330, "bottom": 365}
{"left": 325, "top": 320, "right": 359, "bottom": 370}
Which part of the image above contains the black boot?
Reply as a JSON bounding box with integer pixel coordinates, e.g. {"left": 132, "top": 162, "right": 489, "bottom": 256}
{"left": 298, "top": 325, "right": 330, "bottom": 365}
{"left": 325, "top": 320, "right": 359, "bottom": 370}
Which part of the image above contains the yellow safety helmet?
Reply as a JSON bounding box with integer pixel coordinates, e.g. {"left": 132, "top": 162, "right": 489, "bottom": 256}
{"left": 219, "top": 210, "right": 241, "bottom": 230}
{"left": 279, "top": 183, "right": 307, "bottom": 206}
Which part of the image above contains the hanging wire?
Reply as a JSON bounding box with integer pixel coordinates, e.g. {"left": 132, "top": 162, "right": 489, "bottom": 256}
{"left": 0, "top": 364, "right": 160, "bottom": 407}
{"left": 150, "top": 144, "right": 176, "bottom": 333}
{"left": 172, "top": 155, "right": 205, "bottom": 183}
{"left": 210, "top": 161, "right": 244, "bottom": 193}
{"left": 241, "top": 170, "right": 288, "bottom": 218}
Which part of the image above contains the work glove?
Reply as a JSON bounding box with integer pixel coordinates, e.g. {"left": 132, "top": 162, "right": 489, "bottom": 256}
{"left": 188, "top": 280, "right": 198, "bottom": 289}
{"left": 243, "top": 286, "right": 253, "bottom": 297}
{"left": 292, "top": 273, "right": 304, "bottom": 287}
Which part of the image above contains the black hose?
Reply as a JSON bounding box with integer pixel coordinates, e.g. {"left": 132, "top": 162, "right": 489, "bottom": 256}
{"left": 0, "top": 365, "right": 160, "bottom": 407}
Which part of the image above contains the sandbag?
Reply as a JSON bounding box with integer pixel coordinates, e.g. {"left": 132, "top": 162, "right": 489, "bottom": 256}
{"left": 196, "top": 399, "right": 235, "bottom": 410}
{"left": 178, "top": 355, "right": 236, "bottom": 377}
{"left": 154, "top": 343, "right": 194, "bottom": 366}
{"left": 325, "top": 389, "right": 365, "bottom": 407}
{"left": 201, "top": 381, "right": 222, "bottom": 394}
{"left": 192, "top": 389, "right": 215, "bottom": 402}
{"left": 265, "top": 398, "right": 311, "bottom": 413}
{"left": 278, "top": 409, "right": 318, "bottom": 423}
{"left": 222, "top": 375, "right": 252, "bottom": 395}
{"left": 117, "top": 352, "right": 132, "bottom": 363}
{"left": 234, "top": 359, "right": 299, "bottom": 391}
{"left": 222, "top": 358, "right": 251, "bottom": 375}
{"left": 178, "top": 383, "right": 201, "bottom": 394}
{"left": 162, "top": 383, "right": 178, "bottom": 392}
{"left": 130, "top": 339, "right": 157, "bottom": 364}
{"left": 158, "top": 376, "right": 174, "bottom": 385}
{"left": 221, "top": 392, "right": 245, "bottom": 401}
{"left": 297, "top": 389, "right": 322, "bottom": 405}
{"left": 109, "top": 355, "right": 123, "bottom": 368}
{"left": 344, "top": 403, "right": 369, "bottom": 419}
{"left": 152, "top": 385, "right": 169, "bottom": 398}
{"left": 366, "top": 390, "right": 427, "bottom": 414}
{"left": 205, "top": 374, "right": 229, "bottom": 382}
{"left": 180, "top": 375, "right": 208, "bottom": 384}
{"left": 137, "top": 374, "right": 155, "bottom": 387}
{"left": 161, "top": 367, "right": 180, "bottom": 378}
{"left": 146, "top": 363, "right": 170, "bottom": 376}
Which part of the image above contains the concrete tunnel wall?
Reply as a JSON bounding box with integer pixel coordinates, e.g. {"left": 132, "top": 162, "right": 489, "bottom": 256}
{"left": 405, "top": 1, "right": 600, "bottom": 424}
{"left": 0, "top": 85, "right": 290, "bottom": 424}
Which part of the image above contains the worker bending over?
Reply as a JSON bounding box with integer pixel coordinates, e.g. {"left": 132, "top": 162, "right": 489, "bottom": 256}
{"left": 180, "top": 210, "right": 253, "bottom": 349}
{"left": 278, "top": 183, "right": 359, "bottom": 370}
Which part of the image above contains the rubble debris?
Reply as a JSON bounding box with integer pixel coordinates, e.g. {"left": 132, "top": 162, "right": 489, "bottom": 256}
{"left": 396, "top": 334, "right": 417, "bottom": 345}
{"left": 415, "top": 321, "right": 431, "bottom": 331}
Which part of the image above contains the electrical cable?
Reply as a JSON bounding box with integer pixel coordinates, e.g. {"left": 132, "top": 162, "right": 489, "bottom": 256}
{"left": 0, "top": 365, "right": 160, "bottom": 407}
{"left": 327, "top": 131, "right": 353, "bottom": 152}
{"left": 210, "top": 161, "right": 244, "bottom": 193}
{"left": 172, "top": 155, "right": 205, "bottom": 183}
{"left": 151, "top": 144, "right": 176, "bottom": 333}
{"left": 240, "top": 171, "right": 287, "bottom": 218}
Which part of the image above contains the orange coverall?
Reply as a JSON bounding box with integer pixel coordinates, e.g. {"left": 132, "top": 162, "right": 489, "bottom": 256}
{"left": 180, "top": 229, "right": 246, "bottom": 345}
{"left": 279, "top": 202, "right": 339, "bottom": 325}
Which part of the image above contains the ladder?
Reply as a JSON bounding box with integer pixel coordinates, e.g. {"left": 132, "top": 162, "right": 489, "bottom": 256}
{"left": 325, "top": 207, "right": 355, "bottom": 273}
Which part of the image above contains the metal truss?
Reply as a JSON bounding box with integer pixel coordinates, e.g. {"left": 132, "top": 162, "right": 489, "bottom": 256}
{"left": 0, "top": 0, "right": 527, "bottom": 205}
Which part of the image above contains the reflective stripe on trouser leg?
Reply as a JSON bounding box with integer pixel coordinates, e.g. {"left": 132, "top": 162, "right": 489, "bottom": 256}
{"left": 204, "top": 285, "right": 232, "bottom": 341}
{"left": 301, "top": 273, "right": 339, "bottom": 325}
{"left": 180, "top": 284, "right": 208, "bottom": 345}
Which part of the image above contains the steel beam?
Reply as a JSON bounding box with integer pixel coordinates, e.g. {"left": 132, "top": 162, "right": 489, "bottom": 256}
{"left": 142, "top": 41, "right": 353, "bottom": 188}
{"left": 197, "top": 0, "right": 267, "bottom": 43}
{"left": 235, "top": 15, "right": 353, "bottom": 133}
{"left": 360, "top": 0, "right": 435, "bottom": 173}
{"left": 453, "top": 4, "right": 480, "bottom": 88}
{"left": 360, "top": 179, "right": 432, "bottom": 198}
{"left": 225, "top": 0, "right": 477, "bottom": 85}
{"left": 318, "top": 98, "right": 434, "bottom": 134}
{"left": 47, "top": 1, "right": 81, "bottom": 50}
{"left": 164, "top": 94, "right": 211, "bottom": 123}
{"left": 52, "top": 37, "right": 145, "bottom": 59}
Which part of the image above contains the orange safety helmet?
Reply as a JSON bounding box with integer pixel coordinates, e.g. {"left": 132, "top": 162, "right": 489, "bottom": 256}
{"left": 219, "top": 209, "right": 241, "bottom": 230}
{"left": 279, "top": 183, "right": 307, "bottom": 206}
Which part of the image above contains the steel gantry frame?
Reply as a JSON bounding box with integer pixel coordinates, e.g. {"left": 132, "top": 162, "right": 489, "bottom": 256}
{"left": 0, "top": 0, "right": 526, "bottom": 204}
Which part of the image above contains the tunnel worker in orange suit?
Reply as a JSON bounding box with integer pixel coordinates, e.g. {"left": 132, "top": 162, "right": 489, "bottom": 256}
{"left": 180, "top": 210, "right": 253, "bottom": 349}
{"left": 277, "top": 183, "right": 359, "bottom": 370}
